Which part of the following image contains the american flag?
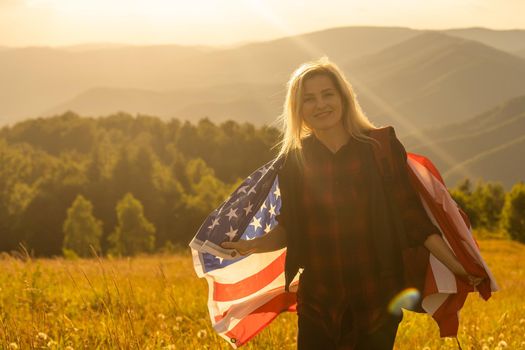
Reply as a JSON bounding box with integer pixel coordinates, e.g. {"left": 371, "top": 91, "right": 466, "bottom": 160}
{"left": 189, "top": 156, "right": 298, "bottom": 348}
{"left": 190, "top": 153, "right": 498, "bottom": 348}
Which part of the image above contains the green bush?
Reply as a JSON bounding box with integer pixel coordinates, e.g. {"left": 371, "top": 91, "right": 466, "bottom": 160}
{"left": 501, "top": 182, "right": 525, "bottom": 243}
{"left": 62, "top": 195, "right": 103, "bottom": 257}
{"left": 108, "top": 193, "right": 156, "bottom": 256}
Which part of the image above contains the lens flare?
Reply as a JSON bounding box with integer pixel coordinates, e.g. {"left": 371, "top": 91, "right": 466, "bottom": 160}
{"left": 387, "top": 288, "right": 421, "bottom": 316}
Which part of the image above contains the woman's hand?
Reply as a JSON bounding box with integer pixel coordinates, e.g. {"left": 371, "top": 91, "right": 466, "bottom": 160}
{"left": 451, "top": 262, "right": 485, "bottom": 287}
{"left": 423, "top": 234, "right": 485, "bottom": 287}
{"left": 465, "top": 274, "right": 484, "bottom": 287}
{"left": 220, "top": 224, "right": 287, "bottom": 256}
{"left": 221, "top": 239, "right": 257, "bottom": 256}
{"left": 456, "top": 269, "right": 485, "bottom": 287}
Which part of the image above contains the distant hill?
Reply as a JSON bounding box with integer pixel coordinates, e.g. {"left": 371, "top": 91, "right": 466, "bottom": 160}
{"left": 444, "top": 27, "right": 525, "bottom": 53}
{"left": 2, "top": 26, "right": 525, "bottom": 133}
{"left": 401, "top": 95, "right": 525, "bottom": 188}
{"left": 1, "top": 26, "right": 421, "bottom": 125}
{"left": 44, "top": 83, "right": 285, "bottom": 125}
{"left": 0, "top": 44, "right": 211, "bottom": 123}
{"left": 346, "top": 31, "right": 525, "bottom": 129}
{"left": 59, "top": 43, "right": 137, "bottom": 52}
{"left": 516, "top": 47, "right": 525, "bottom": 58}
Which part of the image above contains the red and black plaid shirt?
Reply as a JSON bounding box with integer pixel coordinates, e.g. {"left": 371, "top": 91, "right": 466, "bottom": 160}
{"left": 277, "top": 133, "right": 439, "bottom": 342}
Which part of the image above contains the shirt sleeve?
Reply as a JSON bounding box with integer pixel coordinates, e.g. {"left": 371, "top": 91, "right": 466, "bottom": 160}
{"left": 389, "top": 133, "right": 441, "bottom": 247}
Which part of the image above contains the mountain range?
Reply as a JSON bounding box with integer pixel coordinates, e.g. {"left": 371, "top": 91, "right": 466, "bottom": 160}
{"left": 1, "top": 26, "right": 524, "bottom": 186}
{"left": 2, "top": 26, "right": 525, "bottom": 128}
{"left": 345, "top": 31, "right": 525, "bottom": 131}
{"left": 401, "top": 94, "right": 525, "bottom": 188}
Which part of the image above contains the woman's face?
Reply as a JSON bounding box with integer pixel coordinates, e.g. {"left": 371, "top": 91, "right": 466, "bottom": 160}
{"left": 300, "top": 74, "right": 344, "bottom": 133}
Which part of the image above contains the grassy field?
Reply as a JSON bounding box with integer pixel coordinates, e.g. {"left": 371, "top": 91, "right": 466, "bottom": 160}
{"left": 0, "top": 239, "right": 523, "bottom": 350}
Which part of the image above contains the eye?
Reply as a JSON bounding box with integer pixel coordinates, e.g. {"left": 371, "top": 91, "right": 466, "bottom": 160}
{"left": 303, "top": 97, "right": 314, "bottom": 103}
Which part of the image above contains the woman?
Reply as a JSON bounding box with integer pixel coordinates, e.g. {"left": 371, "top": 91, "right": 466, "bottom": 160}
{"left": 221, "top": 57, "right": 483, "bottom": 350}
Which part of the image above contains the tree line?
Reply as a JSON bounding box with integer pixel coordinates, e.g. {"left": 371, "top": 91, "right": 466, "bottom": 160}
{"left": 0, "top": 112, "right": 279, "bottom": 256}
{"left": 449, "top": 179, "right": 525, "bottom": 242}
{"left": 0, "top": 112, "right": 523, "bottom": 257}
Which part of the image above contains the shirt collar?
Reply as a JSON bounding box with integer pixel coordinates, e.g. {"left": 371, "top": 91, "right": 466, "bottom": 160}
{"left": 303, "top": 133, "right": 354, "bottom": 158}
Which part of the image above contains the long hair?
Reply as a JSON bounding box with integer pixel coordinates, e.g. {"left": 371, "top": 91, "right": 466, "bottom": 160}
{"left": 276, "top": 57, "right": 377, "bottom": 162}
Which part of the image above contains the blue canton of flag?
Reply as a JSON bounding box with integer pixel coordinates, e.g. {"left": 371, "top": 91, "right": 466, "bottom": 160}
{"left": 189, "top": 157, "right": 285, "bottom": 273}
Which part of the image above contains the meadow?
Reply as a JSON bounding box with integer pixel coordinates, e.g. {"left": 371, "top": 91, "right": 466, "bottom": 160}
{"left": 0, "top": 239, "right": 523, "bottom": 350}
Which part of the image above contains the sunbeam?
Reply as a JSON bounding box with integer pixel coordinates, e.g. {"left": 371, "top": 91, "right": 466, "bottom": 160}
{"left": 348, "top": 73, "right": 475, "bottom": 182}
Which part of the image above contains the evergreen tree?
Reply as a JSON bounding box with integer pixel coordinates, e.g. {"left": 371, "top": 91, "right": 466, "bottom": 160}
{"left": 501, "top": 182, "right": 525, "bottom": 243}
{"left": 108, "top": 193, "right": 156, "bottom": 256}
{"left": 62, "top": 195, "right": 103, "bottom": 257}
{"left": 457, "top": 178, "right": 473, "bottom": 195}
{"left": 450, "top": 179, "right": 479, "bottom": 227}
{"left": 178, "top": 158, "right": 233, "bottom": 243}
{"left": 476, "top": 182, "right": 505, "bottom": 230}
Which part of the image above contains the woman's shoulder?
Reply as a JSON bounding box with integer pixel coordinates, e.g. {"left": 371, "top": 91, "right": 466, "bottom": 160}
{"left": 279, "top": 135, "right": 315, "bottom": 168}
{"left": 279, "top": 149, "right": 301, "bottom": 172}
{"left": 367, "top": 125, "right": 397, "bottom": 139}
{"left": 367, "top": 125, "right": 408, "bottom": 164}
{"left": 368, "top": 125, "right": 405, "bottom": 147}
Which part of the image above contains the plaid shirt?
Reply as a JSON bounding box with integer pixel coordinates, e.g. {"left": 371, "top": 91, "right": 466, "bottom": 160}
{"left": 277, "top": 133, "right": 439, "bottom": 343}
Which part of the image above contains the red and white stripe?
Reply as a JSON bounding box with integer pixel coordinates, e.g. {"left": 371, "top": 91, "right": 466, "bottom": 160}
{"left": 191, "top": 247, "right": 298, "bottom": 348}
{"left": 407, "top": 152, "right": 498, "bottom": 336}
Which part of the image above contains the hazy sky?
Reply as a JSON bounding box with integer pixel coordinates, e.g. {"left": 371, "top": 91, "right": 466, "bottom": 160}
{"left": 1, "top": 0, "right": 524, "bottom": 47}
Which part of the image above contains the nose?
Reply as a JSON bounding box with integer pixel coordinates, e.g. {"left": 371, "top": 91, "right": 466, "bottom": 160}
{"left": 315, "top": 96, "right": 328, "bottom": 109}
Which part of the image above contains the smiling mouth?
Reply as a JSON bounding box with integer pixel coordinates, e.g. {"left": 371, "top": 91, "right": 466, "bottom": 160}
{"left": 315, "top": 111, "right": 332, "bottom": 118}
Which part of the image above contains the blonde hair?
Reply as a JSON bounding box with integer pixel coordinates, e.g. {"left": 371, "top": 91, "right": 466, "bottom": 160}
{"left": 276, "top": 57, "right": 377, "bottom": 162}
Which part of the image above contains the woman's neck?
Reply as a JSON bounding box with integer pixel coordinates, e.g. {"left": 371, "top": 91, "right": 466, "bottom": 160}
{"left": 313, "top": 125, "right": 351, "bottom": 154}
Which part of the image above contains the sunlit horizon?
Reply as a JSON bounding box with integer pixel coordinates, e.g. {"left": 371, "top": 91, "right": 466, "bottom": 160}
{"left": 1, "top": 0, "right": 524, "bottom": 48}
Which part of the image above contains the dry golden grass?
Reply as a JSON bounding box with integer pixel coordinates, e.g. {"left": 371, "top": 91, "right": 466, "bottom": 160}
{"left": 0, "top": 240, "right": 523, "bottom": 350}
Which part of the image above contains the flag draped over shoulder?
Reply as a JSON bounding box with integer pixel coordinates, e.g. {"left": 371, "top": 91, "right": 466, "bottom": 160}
{"left": 190, "top": 153, "right": 498, "bottom": 348}
{"left": 406, "top": 153, "right": 498, "bottom": 336}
